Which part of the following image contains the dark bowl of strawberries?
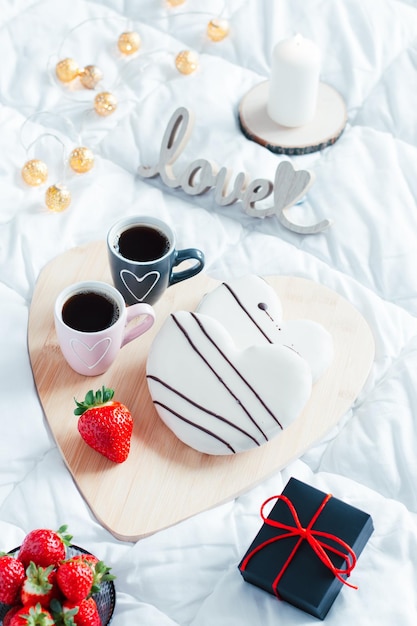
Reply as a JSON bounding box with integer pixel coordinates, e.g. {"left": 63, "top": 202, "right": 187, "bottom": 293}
{"left": 0, "top": 526, "right": 115, "bottom": 625}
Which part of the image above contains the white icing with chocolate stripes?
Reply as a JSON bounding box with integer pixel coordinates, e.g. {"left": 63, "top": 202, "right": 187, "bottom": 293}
{"left": 146, "top": 310, "right": 313, "bottom": 455}
{"left": 196, "top": 275, "right": 333, "bottom": 382}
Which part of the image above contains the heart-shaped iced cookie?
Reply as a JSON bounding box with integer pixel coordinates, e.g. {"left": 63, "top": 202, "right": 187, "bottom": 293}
{"left": 196, "top": 275, "right": 333, "bottom": 382}
{"left": 146, "top": 311, "right": 312, "bottom": 455}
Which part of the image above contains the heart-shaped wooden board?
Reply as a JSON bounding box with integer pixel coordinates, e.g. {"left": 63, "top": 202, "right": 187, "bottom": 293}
{"left": 28, "top": 241, "right": 375, "bottom": 541}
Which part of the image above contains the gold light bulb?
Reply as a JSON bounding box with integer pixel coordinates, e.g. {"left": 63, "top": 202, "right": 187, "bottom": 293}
{"left": 118, "top": 31, "right": 141, "bottom": 55}
{"left": 79, "top": 65, "right": 103, "bottom": 89}
{"left": 69, "top": 147, "right": 94, "bottom": 174}
{"left": 94, "top": 92, "right": 118, "bottom": 116}
{"left": 56, "top": 58, "right": 79, "bottom": 83}
{"left": 45, "top": 184, "right": 71, "bottom": 212}
{"left": 175, "top": 50, "right": 199, "bottom": 75}
{"left": 21, "top": 159, "right": 48, "bottom": 186}
{"left": 207, "top": 19, "right": 230, "bottom": 42}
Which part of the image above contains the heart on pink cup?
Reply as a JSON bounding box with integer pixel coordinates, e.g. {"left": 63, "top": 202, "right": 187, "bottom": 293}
{"left": 69, "top": 337, "right": 112, "bottom": 370}
{"left": 54, "top": 280, "right": 155, "bottom": 376}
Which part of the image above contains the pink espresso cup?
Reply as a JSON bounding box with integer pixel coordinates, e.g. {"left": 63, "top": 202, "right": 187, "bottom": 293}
{"left": 54, "top": 280, "right": 155, "bottom": 376}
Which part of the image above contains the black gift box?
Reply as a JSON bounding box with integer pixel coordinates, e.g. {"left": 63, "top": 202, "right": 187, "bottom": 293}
{"left": 238, "top": 477, "right": 374, "bottom": 620}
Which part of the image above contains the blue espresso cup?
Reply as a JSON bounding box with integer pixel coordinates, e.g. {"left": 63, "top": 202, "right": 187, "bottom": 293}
{"left": 107, "top": 216, "right": 205, "bottom": 306}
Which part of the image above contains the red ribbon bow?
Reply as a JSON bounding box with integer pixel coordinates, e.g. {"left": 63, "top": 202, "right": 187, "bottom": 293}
{"left": 240, "top": 493, "right": 358, "bottom": 598}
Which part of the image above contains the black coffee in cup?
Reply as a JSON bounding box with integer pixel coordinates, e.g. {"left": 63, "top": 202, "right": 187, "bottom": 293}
{"left": 107, "top": 216, "right": 205, "bottom": 306}
{"left": 117, "top": 225, "right": 171, "bottom": 262}
{"left": 62, "top": 291, "right": 120, "bottom": 332}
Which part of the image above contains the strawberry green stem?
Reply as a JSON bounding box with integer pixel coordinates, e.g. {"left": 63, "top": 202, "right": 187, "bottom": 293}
{"left": 74, "top": 386, "right": 115, "bottom": 416}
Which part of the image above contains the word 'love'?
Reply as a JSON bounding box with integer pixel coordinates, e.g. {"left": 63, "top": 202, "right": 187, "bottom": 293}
{"left": 138, "top": 107, "right": 331, "bottom": 234}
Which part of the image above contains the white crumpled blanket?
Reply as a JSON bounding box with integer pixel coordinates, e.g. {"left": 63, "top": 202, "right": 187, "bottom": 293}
{"left": 2, "top": 0, "right": 417, "bottom": 623}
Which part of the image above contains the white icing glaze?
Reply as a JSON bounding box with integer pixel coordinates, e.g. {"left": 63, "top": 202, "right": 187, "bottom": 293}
{"left": 146, "top": 311, "right": 312, "bottom": 455}
{"left": 196, "top": 275, "right": 333, "bottom": 382}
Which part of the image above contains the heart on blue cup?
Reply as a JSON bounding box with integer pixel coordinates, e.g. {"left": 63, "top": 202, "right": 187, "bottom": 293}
{"left": 107, "top": 216, "right": 205, "bottom": 306}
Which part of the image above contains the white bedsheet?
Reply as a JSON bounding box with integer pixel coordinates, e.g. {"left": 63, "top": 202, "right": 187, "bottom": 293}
{"left": 1, "top": 0, "right": 417, "bottom": 623}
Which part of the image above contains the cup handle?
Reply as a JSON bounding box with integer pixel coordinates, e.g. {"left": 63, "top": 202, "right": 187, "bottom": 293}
{"left": 169, "top": 248, "right": 205, "bottom": 286}
{"left": 121, "top": 303, "right": 156, "bottom": 347}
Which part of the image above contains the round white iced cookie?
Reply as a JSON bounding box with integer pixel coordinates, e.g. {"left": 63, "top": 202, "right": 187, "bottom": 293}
{"left": 146, "top": 311, "right": 312, "bottom": 455}
{"left": 196, "top": 275, "right": 333, "bottom": 382}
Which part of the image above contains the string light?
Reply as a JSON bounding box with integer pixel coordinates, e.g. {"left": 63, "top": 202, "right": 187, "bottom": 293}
{"left": 94, "top": 91, "right": 118, "bottom": 116}
{"left": 21, "top": 159, "right": 49, "bottom": 187}
{"left": 79, "top": 65, "right": 103, "bottom": 89}
{"left": 175, "top": 50, "right": 199, "bottom": 74}
{"left": 28, "top": 5, "right": 233, "bottom": 215}
{"left": 19, "top": 112, "right": 95, "bottom": 212}
{"left": 55, "top": 58, "right": 79, "bottom": 82}
{"left": 207, "top": 18, "right": 230, "bottom": 42}
{"left": 118, "top": 31, "right": 141, "bottom": 55}
{"left": 45, "top": 184, "right": 72, "bottom": 212}
{"left": 69, "top": 147, "right": 95, "bottom": 173}
{"left": 53, "top": 4, "right": 230, "bottom": 101}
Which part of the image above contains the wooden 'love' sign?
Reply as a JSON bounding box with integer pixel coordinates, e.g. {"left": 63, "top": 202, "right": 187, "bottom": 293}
{"left": 28, "top": 241, "right": 374, "bottom": 541}
{"left": 138, "top": 107, "right": 331, "bottom": 235}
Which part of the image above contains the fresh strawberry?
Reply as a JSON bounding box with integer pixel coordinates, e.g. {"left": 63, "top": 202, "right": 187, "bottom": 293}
{"left": 3, "top": 605, "right": 21, "bottom": 626}
{"left": 18, "top": 526, "right": 72, "bottom": 568}
{"left": 62, "top": 597, "right": 102, "bottom": 626}
{"left": 0, "top": 554, "right": 26, "bottom": 604}
{"left": 56, "top": 557, "right": 94, "bottom": 603}
{"left": 77, "top": 554, "right": 98, "bottom": 569}
{"left": 20, "top": 562, "right": 59, "bottom": 608}
{"left": 74, "top": 386, "right": 133, "bottom": 463}
{"left": 8, "top": 602, "right": 55, "bottom": 625}
{"left": 75, "top": 555, "right": 115, "bottom": 595}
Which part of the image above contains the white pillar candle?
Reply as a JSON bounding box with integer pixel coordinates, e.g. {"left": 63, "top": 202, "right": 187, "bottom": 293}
{"left": 267, "top": 34, "right": 321, "bottom": 128}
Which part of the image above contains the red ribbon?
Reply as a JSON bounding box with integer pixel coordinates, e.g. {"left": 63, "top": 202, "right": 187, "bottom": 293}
{"left": 240, "top": 493, "right": 358, "bottom": 599}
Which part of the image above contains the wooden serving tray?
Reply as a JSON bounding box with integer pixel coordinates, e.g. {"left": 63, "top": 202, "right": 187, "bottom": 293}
{"left": 28, "top": 241, "right": 375, "bottom": 541}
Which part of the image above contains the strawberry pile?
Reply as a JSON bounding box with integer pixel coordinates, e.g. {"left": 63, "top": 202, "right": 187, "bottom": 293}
{"left": 0, "top": 526, "right": 115, "bottom": 626}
